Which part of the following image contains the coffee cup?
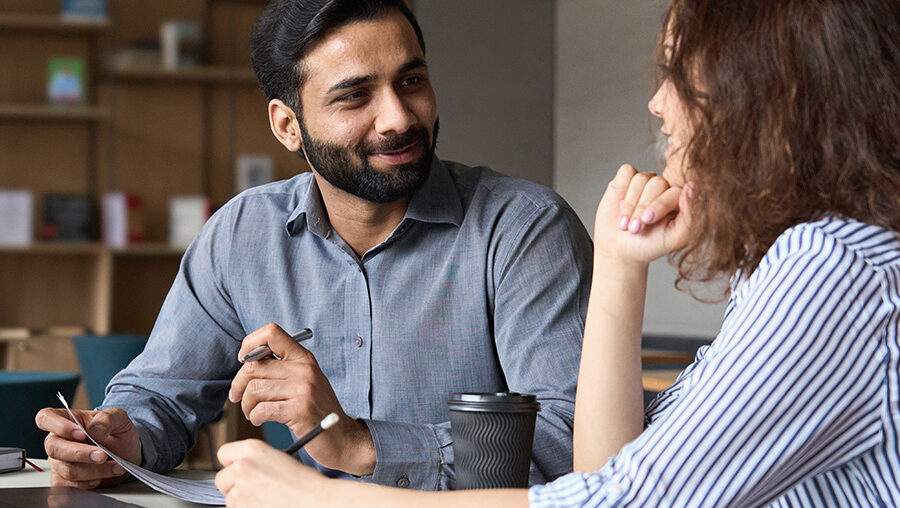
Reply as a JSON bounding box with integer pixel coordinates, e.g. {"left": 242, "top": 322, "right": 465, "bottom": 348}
{"left": 448, "top": 392, "right": 540, "bottom": 489}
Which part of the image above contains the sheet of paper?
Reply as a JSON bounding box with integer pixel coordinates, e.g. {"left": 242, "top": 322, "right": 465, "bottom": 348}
{"left": 56, "top": 392, "right": 225, "bottom": 506}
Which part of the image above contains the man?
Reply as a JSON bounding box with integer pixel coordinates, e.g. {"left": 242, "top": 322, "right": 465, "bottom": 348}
{"left": 37, "top": 0, "right": 592, "bottom": 491}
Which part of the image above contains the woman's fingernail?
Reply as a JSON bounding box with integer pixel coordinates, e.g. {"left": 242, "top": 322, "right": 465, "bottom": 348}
{"left": 629, "top": 218, "right": 642, "bottom": 233}
{"left": 90, "top": 450, "right": 106, "bottom": 463}
{"left": 641, "top": 209, "right": 655, "bottom": 223}
{"left": 618, "top": 216, "right": 629, "bottom": 230}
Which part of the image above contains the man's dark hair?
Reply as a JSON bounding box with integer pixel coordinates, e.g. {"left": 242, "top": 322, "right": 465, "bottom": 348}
{"left": 250, "top": 0, "right": 425, "bottom": 114}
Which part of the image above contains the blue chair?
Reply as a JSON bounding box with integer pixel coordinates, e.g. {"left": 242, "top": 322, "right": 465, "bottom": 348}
{"left": 72, "top": 334, "right": 148, "bottom": 408}
{"left": 0, "top": 371, "right": 80, "bottom": 458}
{"left": 73, "top": 333, "right": 224, "bottom": 469}
{"left": 262, "top": 421, "right": 294, "bottom": 449}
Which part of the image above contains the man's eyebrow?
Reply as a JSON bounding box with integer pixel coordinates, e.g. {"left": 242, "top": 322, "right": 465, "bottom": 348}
{"left": 398, "top": 57, "right": 427, "bottom": 74}
{"left": 325, "top": 58, "right": 427, "bottom": 95}
{"left": 327, "top": 74, "right": 378, "bottom": 95}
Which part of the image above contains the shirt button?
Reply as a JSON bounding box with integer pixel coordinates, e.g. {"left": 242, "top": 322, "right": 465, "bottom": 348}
{"left": 606, "top": 480, "right": 625, "bottom": 497}
{"left": 354, "top": 336, "right": 364, "bottom": 348}
{"left": 396, "top": 476, "right": 410, "bottom": 488}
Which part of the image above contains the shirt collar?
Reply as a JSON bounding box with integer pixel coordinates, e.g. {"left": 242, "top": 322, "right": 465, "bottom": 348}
{"left": 284, "top": 157, "right": 463, "bottom": 237}
{"left": 285, "top": 175, "right": 329, "bottom": 237}
{"left": 403, "top": 158, "right": 463, "bottom": 227}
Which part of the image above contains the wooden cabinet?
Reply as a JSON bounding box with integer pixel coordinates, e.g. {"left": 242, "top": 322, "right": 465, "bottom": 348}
{"left": 0, "top": 0, "right": 303, "bottom": 341}
{"left": 0, "top": 0, "right": 288, "bottom": 465}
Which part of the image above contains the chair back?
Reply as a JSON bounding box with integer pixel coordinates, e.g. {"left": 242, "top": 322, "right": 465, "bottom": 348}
{"left": 72, "top": 334, "right": 148, "bottom": 408}
{"left": 262, "top": 421, "right": 294, "bottom": 449}
{"left": 0, "top": 371, "right": 80, "bottom": 458}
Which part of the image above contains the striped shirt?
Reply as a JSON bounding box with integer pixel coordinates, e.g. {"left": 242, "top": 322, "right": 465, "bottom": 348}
{"left": 530, "top": 217, "right": 900, "bottom": 507}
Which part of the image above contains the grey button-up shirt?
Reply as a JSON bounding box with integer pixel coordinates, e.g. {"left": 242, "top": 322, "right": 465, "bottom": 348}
{"left": 102, "top": 158, "right": 592, "bottom": 490}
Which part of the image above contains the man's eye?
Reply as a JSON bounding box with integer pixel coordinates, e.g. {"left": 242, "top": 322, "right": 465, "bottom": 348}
{"left": 337, "top": 91, "right": 367, "bottom": 103}
{"left": 401, "top": 76, "right": 423, "bottom": 87}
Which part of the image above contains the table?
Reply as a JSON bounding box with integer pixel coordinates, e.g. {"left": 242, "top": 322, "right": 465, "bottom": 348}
{"left": 642, "top": 369, "right": 682, "bottom": 392}
{"left": 0, "top": 459, "right": 222, "bottom": 507}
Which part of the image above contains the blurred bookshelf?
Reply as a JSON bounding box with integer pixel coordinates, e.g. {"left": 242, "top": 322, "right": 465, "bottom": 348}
{"left": 0, "top": 0, "right": 307, "bottom": 468}
{"left": 0, "top": 1, "right": 301, "bottom": 377}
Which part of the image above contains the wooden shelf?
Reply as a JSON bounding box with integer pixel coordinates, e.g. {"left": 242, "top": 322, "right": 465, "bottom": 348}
{"left": 110, "top": 65, "right": 258, "bottom": 85}
{"left": 0, "top": 243, "right": 184, "bottom": 257}
{"left": 111, "top": 243, "right": 185, "bottom": 257}
{"left": 0, "top": 242, "right": 102, "bottom": 255}
{"left": 0, "top": 103, "right": 109, "bottom": 121}
{"left": 0, "top": 13, "right": 109, "bottom": 35}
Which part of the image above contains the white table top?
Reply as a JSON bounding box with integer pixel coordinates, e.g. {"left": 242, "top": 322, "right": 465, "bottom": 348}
{"left": 0, "top": 459, "right": 222, "bottom": 508}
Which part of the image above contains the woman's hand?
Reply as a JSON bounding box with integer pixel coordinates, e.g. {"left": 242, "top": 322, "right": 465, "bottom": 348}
{"left": 216, "top": 439, "right": 328, "bottom": 508}
{"left": 594, "top": 163, "right": 694, "bottom": 265}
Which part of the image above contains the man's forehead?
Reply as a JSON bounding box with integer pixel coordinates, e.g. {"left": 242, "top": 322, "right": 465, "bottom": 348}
{"left": 302, "top": 12, "right": 425, "bottom": 91}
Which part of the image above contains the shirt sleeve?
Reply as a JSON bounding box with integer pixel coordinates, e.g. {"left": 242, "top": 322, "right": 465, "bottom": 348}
{"left": 530, "top": 225, "right": 889, "bottom": 507}
{"left": 492, "top": 203, "right": 593, "bottom": 482}
{"left": 99, "top": 207, "right": 246, "bottom": 473}
{"left": 356, "top": 202, "right": 592, "bottom": 491}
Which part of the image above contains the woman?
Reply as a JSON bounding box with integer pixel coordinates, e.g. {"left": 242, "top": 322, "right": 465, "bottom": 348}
{"left": 215, "top": 0, "right": 900, "bottom": 505}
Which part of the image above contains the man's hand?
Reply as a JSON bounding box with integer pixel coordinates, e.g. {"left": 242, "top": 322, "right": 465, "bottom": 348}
{"left": 35, "top": 407, "right": 142, "bottom": 489}
{"left": 229, "top": 323, "right": 376, "bottom": 476}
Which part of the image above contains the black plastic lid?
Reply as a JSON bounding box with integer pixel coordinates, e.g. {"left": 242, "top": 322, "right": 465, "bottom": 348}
{"left": 448, "top": 392, "right": 541, "bottom": 413}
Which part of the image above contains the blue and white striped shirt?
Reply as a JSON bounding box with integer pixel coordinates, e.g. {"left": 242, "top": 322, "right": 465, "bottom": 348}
{"left": 530, "top": 217, "right": 900, "bottom": 507}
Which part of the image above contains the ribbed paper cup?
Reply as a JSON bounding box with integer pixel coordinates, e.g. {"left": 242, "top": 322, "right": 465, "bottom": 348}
{"left": 448, "top": 392, "right": 540, "bottom": 489}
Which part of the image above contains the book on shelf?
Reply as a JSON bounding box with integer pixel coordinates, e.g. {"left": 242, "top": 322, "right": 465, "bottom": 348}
{"left": 0, "top": 448, "right": 25, "bottom": 474}
{"left": 108, "top": 40, "right": 162, "bottom": 70}
{"left": 102, "top": 192, "right": 145, "bottom": 248}
{"left": 47, "top": 56, "right": 86, "bottom": 106}
{"left": 0, "top": 190, "right": 33, "bottom": 247}
{"left": 160, "top": 19, "right": 202, "bottom": 70}
{"left": 235, "top": 154, "right": 275, "bottom": 194}
{"left": 47, "top": 325, "right": 89, "bottom": 337}
{"left": 0, "top": 328, "right": 32, "bottom": 340}
{"left": 169, "top": 195, "right": 211, "bottom": 248}
{"left": 43, "top": 194, "right": 96, "bottom": 242}
{"left": 60, "top": 0, "right": 107, "bottom": 22}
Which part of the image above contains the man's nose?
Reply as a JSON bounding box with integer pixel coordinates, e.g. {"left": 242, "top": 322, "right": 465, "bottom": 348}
{"left": 373, "top": 91, "right": 416, "bottom": 135}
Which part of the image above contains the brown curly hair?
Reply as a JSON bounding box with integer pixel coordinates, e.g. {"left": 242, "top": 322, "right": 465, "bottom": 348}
{"left": 661, "top": 0, "right": 900, "bottom": 287}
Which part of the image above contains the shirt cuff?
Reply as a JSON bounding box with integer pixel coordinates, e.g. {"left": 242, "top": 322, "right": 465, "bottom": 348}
{"left": 359, "top": 418, "right": 448, "bottom": 490}
{"left": 528, "top": 471, "right": 630, "bottom": 508}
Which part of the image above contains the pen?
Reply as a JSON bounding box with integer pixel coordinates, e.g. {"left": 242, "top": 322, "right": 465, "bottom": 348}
{"left": 284, "top": 413, "right": 339, "bottom": 455}
{"left": 241, "top": 328, "right": 313, "bottom": 362}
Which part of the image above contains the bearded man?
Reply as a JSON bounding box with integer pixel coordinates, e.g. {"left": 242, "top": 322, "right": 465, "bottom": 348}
{"left": 37, "top": 0, "right": 592, "bottom": 491}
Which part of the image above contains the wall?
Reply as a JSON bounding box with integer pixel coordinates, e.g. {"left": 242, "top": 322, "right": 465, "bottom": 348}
{"left": 555, "top": 0, "right": 725, "bottom": 338}
{"left": 413, "top": 0, "right": 555, "bottom": 187}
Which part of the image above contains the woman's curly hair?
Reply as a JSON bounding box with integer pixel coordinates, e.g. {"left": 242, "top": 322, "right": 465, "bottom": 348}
{"left": 660, "top": 0, "right": 900, "bottom": 287}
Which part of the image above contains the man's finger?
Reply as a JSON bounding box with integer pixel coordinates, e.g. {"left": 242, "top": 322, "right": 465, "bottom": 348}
{"left": 44, "top": 434, "right": 106, "bottom": 464}
{"left": 236, "top": 323, "right": 283, "bottom": 359}
{"left": 86, "top": 407, "right": 132, "bottom": 439}
{"left": 36, "top": 408, "right": 87, "bottom": 442}
{"left": 48, "top": 457, "right": 125, "bottom": 482}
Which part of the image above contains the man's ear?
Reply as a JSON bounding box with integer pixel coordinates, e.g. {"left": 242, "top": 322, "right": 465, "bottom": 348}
{"left": 268, "top": 99, "right": 303, "bottom": 152}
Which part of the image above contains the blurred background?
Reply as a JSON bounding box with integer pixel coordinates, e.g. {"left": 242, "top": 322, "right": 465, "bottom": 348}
{"left": 0, "top": 0, "right": 721, "bottom": 465}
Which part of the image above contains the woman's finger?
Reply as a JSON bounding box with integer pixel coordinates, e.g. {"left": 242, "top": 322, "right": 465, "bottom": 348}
{"left": 619, "top": 172, "right": 655, "bottom": 230}
{"left": 640, "top": 186, "right": 682, "bottom": 226}
{"left": 629, "top": 176, "right": 671, "bottom": 232}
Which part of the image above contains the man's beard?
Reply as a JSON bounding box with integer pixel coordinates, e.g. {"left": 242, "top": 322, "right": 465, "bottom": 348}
{"left": 298, "top": 119, "right": 439, "bottom": 204}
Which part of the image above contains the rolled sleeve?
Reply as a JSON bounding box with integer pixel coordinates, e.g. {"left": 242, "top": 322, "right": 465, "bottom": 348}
{"left": 360, "top": 419, "right": 453, "bottom": 490}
